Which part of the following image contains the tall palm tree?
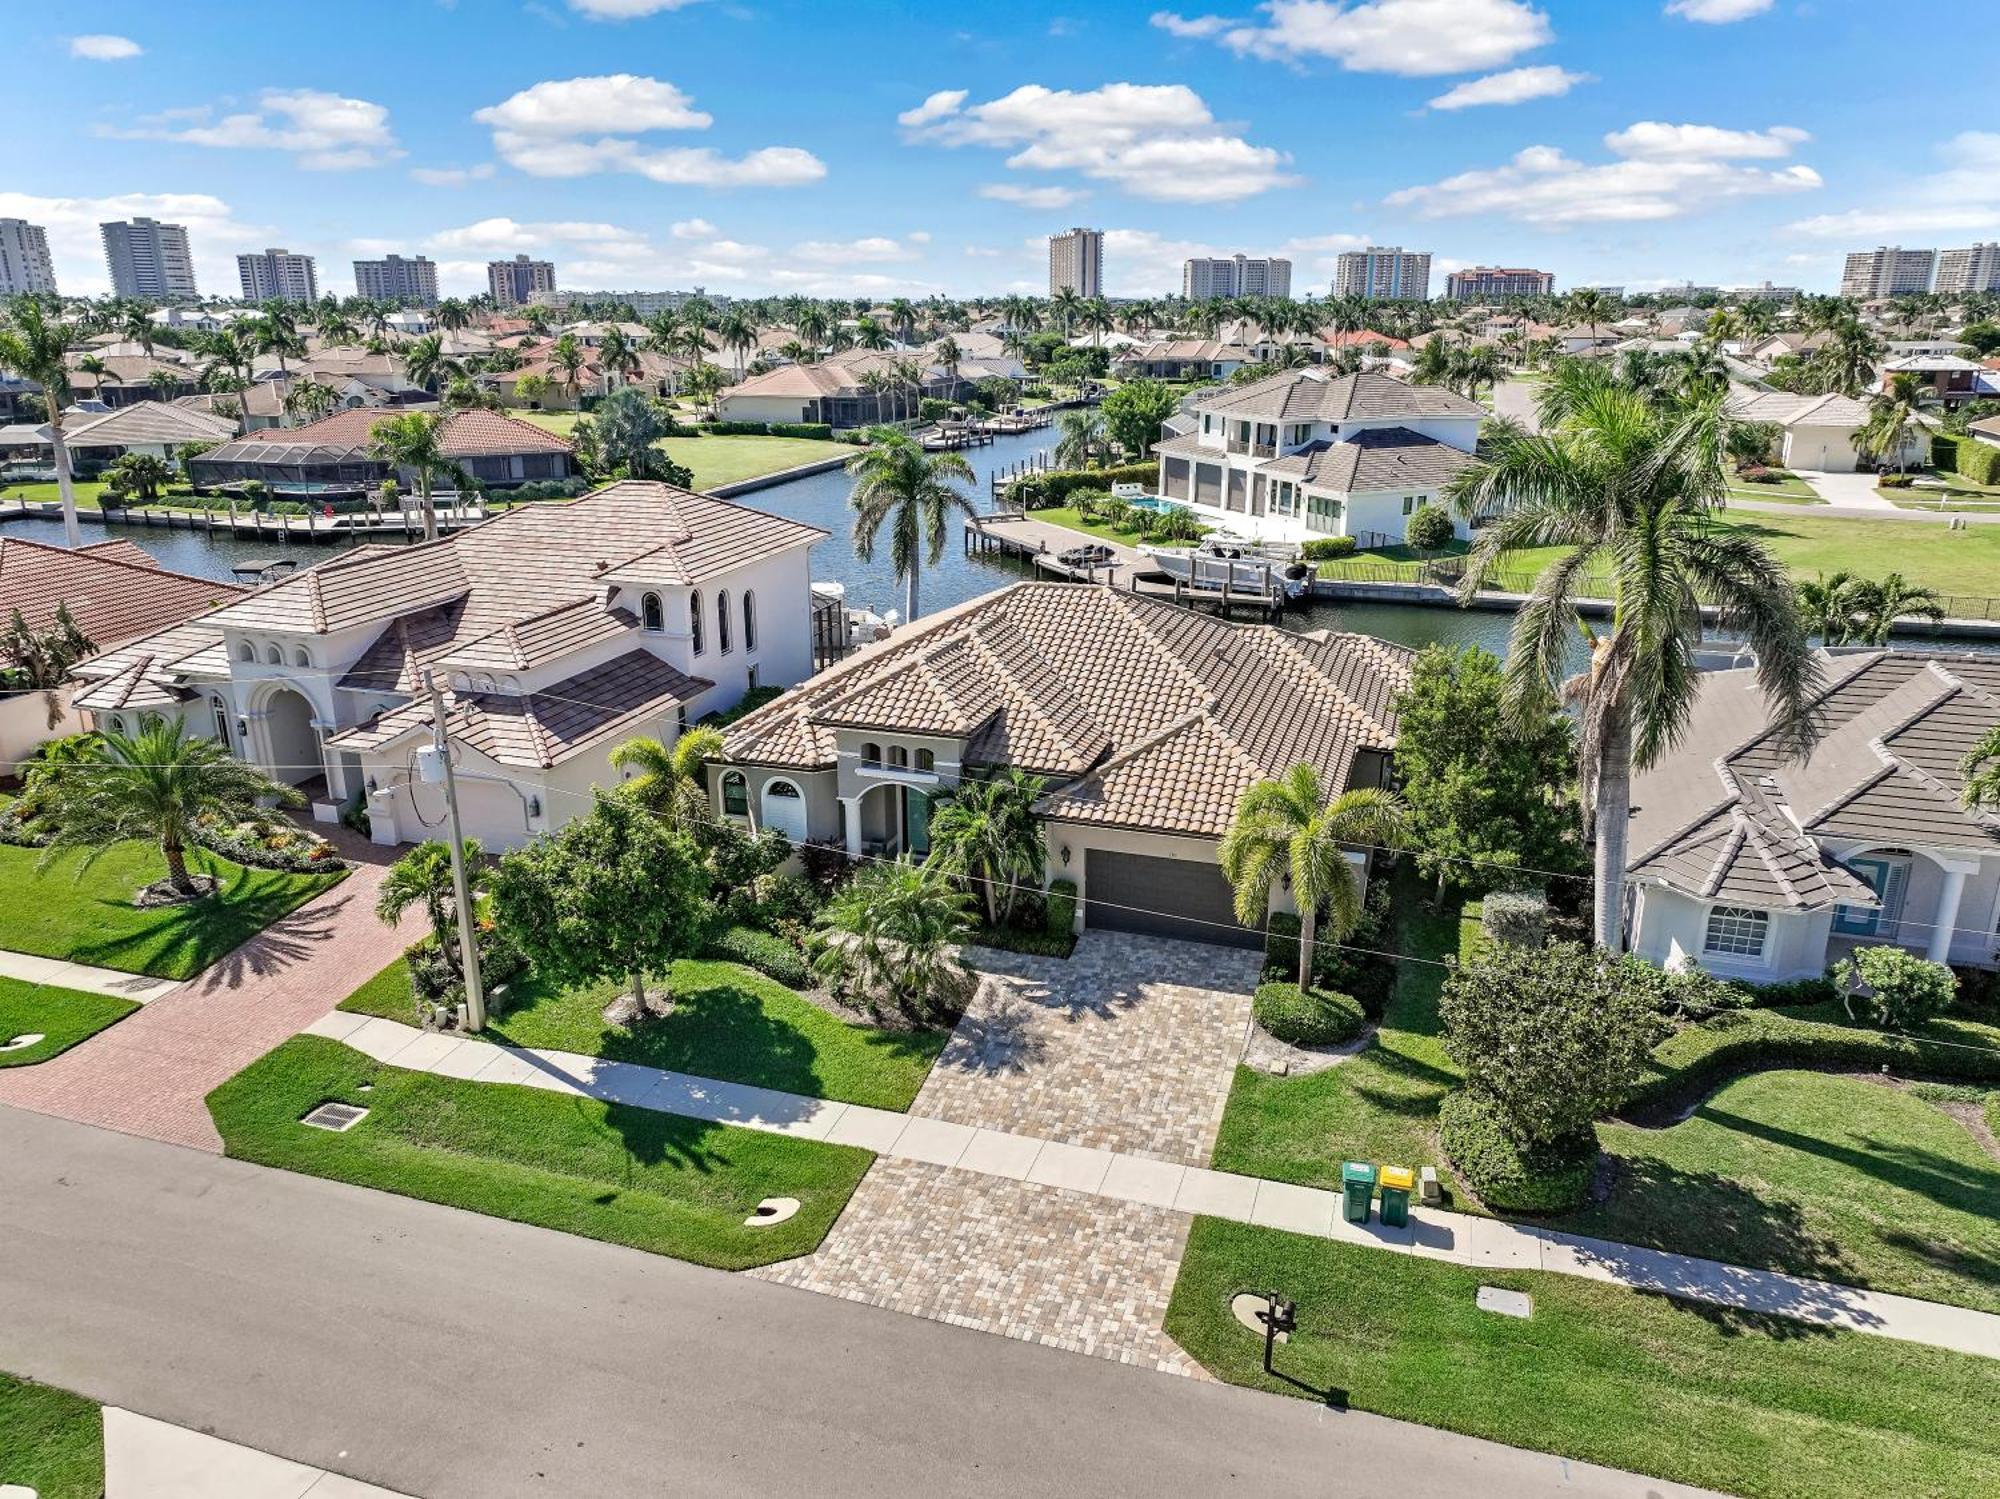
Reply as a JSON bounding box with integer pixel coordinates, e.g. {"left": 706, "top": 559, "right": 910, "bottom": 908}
{"left": 74, "top": 355, "right": 107, "bottom": 400}
{"left": 547, "top": 333, "right": 588, "bottom": 405}
{"left": 1219, "top": 765, "right": 1404, "bottom": 982}
{"left": 847, "top": 429, "right": 977, "bottom": 623}
{"left": 1080, "top": 298, "right": 1116, "bottom": 348}
{"left": 795, "top": 304, "right": 831, "bottom": 354}
{"left": 715, "top": 308, "right": 757, "bottom": 380}
{"left": 316, "top": 308, "right": 359, "bottom": 347}
{"left": 197, "top": 327, "right": 257, "bottom": 391}
{"left": 886, "top": 298, "right": 918, "bottom": 346}
{"left": 247, "top": 302, "right": 306, "bottom": 377}
{"left": 1053, "top": 407, "right": 1108, "bottom": 469}
{"left": 927, "top": 768, "right": 1046, "bottom": 926}
{"left": 1813, "top": 320, "right": 1884, "bottom": 398}
{"left": 120, "top": 304, "right": 156, "bottom": 355}
{"left": 1860, "top": 371, "right": 1923, "bottom": 472}
{"left": 609, "top": 726, "right": 724, "bottom": 826}
{"left": 402, "top": 332, "right": 466, "bottom": 394}
{"left": 1445, "top": 363, "right": 1822, "bottom": 948}
{"left": 22, "top": 715, "right": 301, "bottom": 898}
{"left": 369, "top": 410, "right": 470, "bottom": 542}
{"left": 376, "top": 837, "right": 486, "bottom": 977}
{"left": 434, "top": 298, "right": 471, "bottom": 333}
{"left": 1049, "top": 286, "right": 1084, "bottom": 341}
{"left": 935, "top": 335, "right": 962, "bottom": 392}
{"left": 597, "top": 325, "right": 641, "bottom": 390}
{"left": 282, "top": 379, "right": 339, "bottom": 424}
{"left": 0, "top": 300, "right": 82, "bottom": 545}
{"left": 854, "top": 317, "right": 891, "bottom": 352}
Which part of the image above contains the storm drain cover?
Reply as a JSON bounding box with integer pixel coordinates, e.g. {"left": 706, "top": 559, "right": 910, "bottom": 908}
{"left": 301, "top": 1101, "right": 370, "bottom": 1132}
{"left": 0, "top": 1033, "right": 45, "bottom": 1053}
{"left": 1476, "top": 1286, "right": 1533, "bottom": 1319}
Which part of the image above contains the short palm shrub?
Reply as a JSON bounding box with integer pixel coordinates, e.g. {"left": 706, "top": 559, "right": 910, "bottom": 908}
{"left": 1253, "top": 981, "right": 1364, "bottom": 1047}
{"left": 1850, "top": 945, "right": 1957, "bottom": 1031}
{"left": 1405, "top": 503, "right": 1454, "bottom": 551}
{"left": 811, "top": 857, "right": 974, "bottom": 1023}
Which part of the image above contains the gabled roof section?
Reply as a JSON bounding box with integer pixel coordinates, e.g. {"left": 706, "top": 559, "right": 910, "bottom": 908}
{"left": 0, "top": 535, "right": 243, "bottom": 649}
{"left": 1192, "top": 369, "right": 1483, "bottom": 424}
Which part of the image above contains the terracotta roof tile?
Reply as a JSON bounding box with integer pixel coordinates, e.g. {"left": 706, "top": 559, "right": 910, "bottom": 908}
{"left": 0, "top": 536, "right": 243, "bottom": 650}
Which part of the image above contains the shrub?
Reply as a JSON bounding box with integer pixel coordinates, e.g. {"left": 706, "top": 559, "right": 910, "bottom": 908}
{"left": 1879, "top": 473, "right": 1914, "bottom": 489}
{"left": 769, "top": 421, "right": 834, "bottom": 441}
{"left": 1014, "top": 462, "right": 1156, "bottom": 509}
{"left": 1481, "top": 889, "right": 1548, "bottom": 948}
{"left": 1957, "top": 440, "right": 2000, "bottom": 486}
{"left": 1044, "top": 877, "right": 1077, "bottom": 937}
{"left": 1851, "top": 945, "right": 1957, "bottom": 1030}
{"left": 1615, "top": 955, "right": 1752, "bottom": 1022}
{"left": 1439, "top": 1090, "right": 1596, "bottom": 1213}
{"left": 191, "top": 815, "right": 345, "bottom": 873}
{"left": 748, "top": 871, "right": 821, "bottom": 929}
{"left": 1254, "top": 982, "right": 1365, "bottom": 1047}
{"left": 798, "top": 840, "right": 856, "bottom": 895}
{"left": 1930, "top": 434, "right": 1961, "bottom": 474}
{"left": 1301, "top": 536, "right": 1357, "bottom": 561}
{"left": 1734, "top": 974, "right": 1838, "bottom": 1008}
{"left": 705, "top": 924, "right": 810, "bottom": 988}
{"left": 917, "top": 398, "right": 954, "bottom": 423}
{"left": 1405, "top": 503, "right": 1454, "bottom": 551}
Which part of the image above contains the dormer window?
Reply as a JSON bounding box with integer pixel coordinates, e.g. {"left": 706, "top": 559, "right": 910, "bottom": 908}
{"left": 690, "top": 590, "right": 704, "bottom": 654}
{"left": 237, "top": 641, "right": 255, "bottom": 663}
{"left": 641, "top": 591, "right": 664, "bottom": 632}
{"left": 716, "top": 590, "right": 732, "bottom": 654}
{"left": 916, "top": 748, "right": 934, "bottom": 772}
{"left": 265, "top": 644, "right": 283, "bottom": 665}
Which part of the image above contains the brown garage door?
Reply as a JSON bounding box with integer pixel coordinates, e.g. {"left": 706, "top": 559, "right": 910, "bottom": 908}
{"left": 1083, "top": 849, "right": 1262, "bottom": 948}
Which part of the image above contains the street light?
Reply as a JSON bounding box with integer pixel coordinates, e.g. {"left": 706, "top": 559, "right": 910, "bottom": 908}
{"left": 419, "top": 669, "right": 487, "bottom": 1032}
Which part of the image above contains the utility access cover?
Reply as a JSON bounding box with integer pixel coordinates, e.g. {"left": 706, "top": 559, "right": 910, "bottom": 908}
{"left": 301, "top": 1102, "right": 370, "bottom": 1132}
{"left": 1476, "top": 1286, "right": 1533, "bottom": 1319}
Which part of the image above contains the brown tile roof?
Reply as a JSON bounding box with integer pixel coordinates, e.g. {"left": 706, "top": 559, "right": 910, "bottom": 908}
{"left": 722, "top": 582, "right": 1411, "bottom": 838}
{"left": 195, "top": 407, "right": 572, "bottom": 469}
{"left": 1193, "top": 369, "right": 1483, "bottom": 424}
{"left": 0, "top": 536, "right": 243, "bottom": 651}
{"left": 1265, "top": 427, "right": 1481, "bottom": 494}
{"left": 65, "top": 402, "right": 238, "bottom": 449}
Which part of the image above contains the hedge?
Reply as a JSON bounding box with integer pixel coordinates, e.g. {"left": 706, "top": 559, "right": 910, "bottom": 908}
{"left": 1015, "top": 461, "right": 1156, "bottom": 507}
{"left": 1957, "top": 440, "right": 2000, "bottom": 486}
{"left": 697, "top": 420, "right": 836, "bottom": 440}
{"left": 1302, "top": 536, "right": 1357, "bottom": 561}
{"left": 1253, "top": 982, "right": 1365, "bottom": 1047}
{"left": 1931, "top": 433, "right": 1961, "bottom": 473}
{"left": 1439, "top": 1090, "right": 1595, "bottom": 1213}
{"left": 704, "top": 924, "right": 810, "bottom": 989}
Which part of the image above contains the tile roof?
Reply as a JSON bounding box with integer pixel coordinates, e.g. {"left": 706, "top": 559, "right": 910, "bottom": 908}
{"left": 0, "top": 536, "right": 243, "bottom": 650}
{"left": 722, "top": 582, "right": 1411, "bottom": 839}
{"left": 1191, "top": 369, "right": 1483, "bottom": 423}
{"left": 1726, "top": 391, "right": 1872, "bottom": 429}
{"left": 1266, "top": 427, "right": 1481, "bottom": 494}
{"left": 193, "top": 407, "right": 572, "bottom": 469}
{"left": 64, "top": 402, "right": 238, "bottom": 449}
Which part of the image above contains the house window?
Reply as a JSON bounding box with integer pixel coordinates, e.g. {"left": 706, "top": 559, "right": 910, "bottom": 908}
{"left": 916, "top": 748, "right": 934, "bottom": 772}
{"left": 721, "top": 771, "right": 749, "bottom": 817}
{"left": 107, "top": 714, "right": 127, "bottom": 736}
{"left": 861, "top": 742, "right": 882, "bottom": 767}
{"left": 889, "top": 746, "right": 909, "bottom": 769}
{"left": 641, "top": 592, "right": 664, "bottom": 632}
{"left": 265, "top": 644, "right": 284, "bottom": 665}
{"left": 1402, "top": 495, "right": 1416, "bottom": 516}
{"left": 210, "top": 697, "right": 232, "bottom": 747}
{"left": 690, "top": 590, "right": 704, "bottom": 654}
{"left": 1703, "top": 905, "right": 1769, "bottom": 959}
{"left": 237, "top": 641, "right": 255, "bottom": 663}
{"left": 292, "top": 647, "right": 311, "bottom": 668}
{"left": 742, "top": 591, "right": 756, "bottom": 652}
{"left": 716, "top": 590, "right": 732, "bottom": 654}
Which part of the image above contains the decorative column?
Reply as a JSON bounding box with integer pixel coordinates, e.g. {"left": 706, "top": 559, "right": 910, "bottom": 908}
{"left": 1929, "top": 865, "right": 1969, "bottom": 962}
{"left": 840, "top": 794, "right": 863, "bottom": 858}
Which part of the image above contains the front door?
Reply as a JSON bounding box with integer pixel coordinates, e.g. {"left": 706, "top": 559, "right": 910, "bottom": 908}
{"left": 1833, "top": 853, "right": 1909, "bottom": 938}
{"left": 903, "top": 786, "right": 931, "bottom": 857}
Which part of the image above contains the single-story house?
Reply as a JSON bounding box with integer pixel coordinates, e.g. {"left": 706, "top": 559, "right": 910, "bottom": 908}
{"left": 1724, "top": 390, "right": 1920, "bottom": 473}
{"left": 713, "top": 580, "right": 1413, "bottom": 947}
{"left": 1967, "top": 415, "right": 2000, "bottom": 450}
{"left": 65, "top": 402, "right": 239, "bottom": 467}
{"left": 1112, "top": 340, "right": 1258, "bottom": 382}
{"left": 715, "top": 352, "right": 966, "bottom": 428}
{"left": 188, "top": 408, "right": 576, "bottom": 497}
{"left": 1625, "top": 649, "right": 2000, "bottom": 981}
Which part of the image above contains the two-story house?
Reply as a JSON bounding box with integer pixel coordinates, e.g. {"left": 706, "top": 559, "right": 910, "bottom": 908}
{"left": 68, "top": 481, "right": 825, "bottom": 850}
{"left": 1150, "top": 369, "right": 1485, "bottom": 547}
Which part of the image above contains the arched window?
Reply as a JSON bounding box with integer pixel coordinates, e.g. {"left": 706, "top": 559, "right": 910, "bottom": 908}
{"left": 106, "top": 714, "right": 127, "bottom": 736}
{"left": 641, "top": 592, "right": 664, "bottom": 632}
{"left": 861, "top": 742, "right": 882, "bottom": 767}
{"left": 916, "top": 748, "right": 934, "bottom": 772}
{"left": 716, "top": 590, "right": 732, "bottom": 654}
{"left": 236, "top": 641, "right": 255, "bottom": 663}
{"left": 292, "top": 647, "right": 311, "bottom": 668}
{"left": 690, "top": 591, "right": 704, "bottom": 654}
{"left": 722, "top": 771, "right": 749, "bottom": 817}
{"left": 742, "top": 590, "right": 757, "bottom": 651}
{"left": 210, "top": 697, "right": 232, "bottom": 747}
{"left": 265, "top": 644, "right": 283, "bottom": 665}
{"left": 888, "top": 746, "right": 909, "bottom": 769}
{"left": 1703, "top": 905, "right": 1769, "bottom": 959}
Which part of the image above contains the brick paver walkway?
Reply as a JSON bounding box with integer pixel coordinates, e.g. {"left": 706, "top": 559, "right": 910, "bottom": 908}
{"left": 0, "top": 837, "right": 402, "bottom": 1153}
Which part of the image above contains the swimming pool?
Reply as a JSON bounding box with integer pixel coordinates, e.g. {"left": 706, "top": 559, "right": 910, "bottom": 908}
{"left": 1125, "top": 495, "right": 1187, "bottom": 514}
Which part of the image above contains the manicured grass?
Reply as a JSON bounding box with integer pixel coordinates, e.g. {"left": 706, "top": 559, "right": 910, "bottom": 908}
{"left": 1033, "top": 504, "right": 1155, "bottom": 546}
{"left": 0, "top": 841, "right": 344, "bottom": 979}
{"left": 1712, "top": 512, "right": 2000, "bottom": 599}
{"left": 1165, "top": 1217, "right": 2000, "bottom": 1499}
{"left": 0, "top": 976, "right": 138, "bottom": 1067}
{"left": 208, "top": 1035, "right": 873, "bottom": 1270}
{"left": 340, "top": 955, "right": 946, "bottom": 1110}
{"left": 512, "top": 417, "right": 851, "bottom": 491}
{"left": 0, "top": 1372, "right": 103, "bottom": 1499}
{"left": 1, "top": 479, "right": 114, "bottom": 510}
{"left": 1729, "top": 485, "right": 1825, "bottom": 506}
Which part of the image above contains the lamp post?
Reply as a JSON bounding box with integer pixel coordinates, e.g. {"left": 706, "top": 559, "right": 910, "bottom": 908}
{"left": 419, "top": 669, "right": 486, "bottom": 1032}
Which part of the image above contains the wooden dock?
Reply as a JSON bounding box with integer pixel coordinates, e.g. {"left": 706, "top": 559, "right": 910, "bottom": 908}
{"left": 0, "top": 497, "right": 489, "bottom": 544}
{"left": 966, "top": 512, "right": 1284, "bottom": 618}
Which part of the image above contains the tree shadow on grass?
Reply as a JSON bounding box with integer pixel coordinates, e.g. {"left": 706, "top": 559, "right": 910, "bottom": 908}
{"left": 595, "top": 1099, "right": 734, "bottom": 1178}
{"left": 66, "top": 860, "right": 346, "bottom": 985}
{"left": 1343, "top": 1045, "right": 1460, "bottom": 1116}
{"left": 1700, "top": 1104, "right": 2000, "bottom": 1215}
{"left": 591, "top": 972, "right": 826, "bottom": 1098}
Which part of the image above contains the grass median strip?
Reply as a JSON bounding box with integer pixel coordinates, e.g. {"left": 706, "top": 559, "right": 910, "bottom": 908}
{"left": 1166, "top": 1216, "right": 2000, "bottom": 1499}
{"left": 0, "top": 976, "right": 138, "bottom": 1068}
{"left": 208, "top": 1035, "right": 873, "bottom": 1270}
{"left": 0, "top": 1371, "right": 103, "bottom": 1499}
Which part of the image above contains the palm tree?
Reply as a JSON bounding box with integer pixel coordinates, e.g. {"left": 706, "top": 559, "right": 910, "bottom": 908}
{"left": 598, "top": 325, "right": 641, "bottom": 391}
{"left": 145, "top": 368, "right": 184, "bottom": 405}
{"left": 715, "top": 309, "right": 757, "bottom": 380}
{"left": 811, "top": 856, "right": 973, "bottom": 1021}
{"left": 548, "top": 333, "right": 588, "bottom": 405}
{"left": 435, "top": 298, "right": 471, "bottom": 333}
{"left": 282, "top": 379, "right": 339, "bottom": 424}
{"left": 1053, "top": 407, "right": 1108, "bottom": 469}
{"left": 609, "top": 726, "right": 724, "bottom": 826}
{"left": 1961, "top": 724, "right": 2000, "bottom": 810}
{"left": 927, "top": 769, "right": 1046, "bottom": 926}
{"left": 376, "top": 837, "right": 485, "bottom": 977}
{"left": 316, "top": 308, "right": 359, "bottom": 347}
{"left": 197, "top": 327, "right": 257, "bottom": 391}
{"left": 847, "top": 429, "right": 977, "bottom": 623}
{"left": 935, "top": 335, "right": 962, "bottom": 393}
{"left": 1219, "top": 765, "right": 1404, "bottom": 982}
{"left": 1860, "top": 371, "right": 1923, "bottom": 473}
{"left": 247, "top": 303, "right": 306, "bottom": 377}
{"left": 0, "top": 603, "right": 95, "bottom": 729}
{"left": 1049, "top": 286, "right": 1084, "bottom": 341}
{"left": 1564, "top": 287, "right": 1613, "bottom": 343}
{"left": 369, "top": 410, "right": 470, "bottom": 542}
{"left": 120, "top": 304, "right": 156, "bottom": 355}
{"left": 795, "top": 304, "right": 831, "bottom": 354}
{"left": 0, "top": 301, "right": 82, "bottom": 545}
{"left": 854, "top": 317, "right": 891, "bottom": 352}
{"left": 1080, "top": 298, "right": 1116, "bottom": 348}
{"left": 1853, "top": 572, "right": 1944, "bottom": 645}
{"left": 22, "top": 715, "right": 301, "bottom": 899}
{"left": 886, "top": 298, "right": 918, "bottom": 346}
{"left": 1445, "top": 363, "right": 1822, "bottom": 949}
{"left": 75, "top": 354, "right": 108, "bottom": 400}
{"left": 1794, "top": 571, "right": 1871, "bottom": 645}
{"left": 1813, "top": 320, "right": 1884, "bottom": 398}
{"left": 403, "top": 332, "right": 466, "bottom": 394}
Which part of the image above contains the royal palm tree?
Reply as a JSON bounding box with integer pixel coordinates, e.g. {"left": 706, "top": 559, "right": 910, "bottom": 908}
{"left": 1445, "top": 362, "right": 1822, "bottom": 949}
{"left": 597, "top": 325, "right": 642, "bottom": 390}
{"left": 1219, "top": 764, "right": 1404, "bottom": 982}
{"left": 120, "top": 304, "right": 156, "bottom": 355}
{"left": 715, "top": 308, "right": 757, "bottom": 380}
{"left": 246, "top": 302, "right": 306, "bottom": 377}
{"left": 403, "top": 332, "right": 466, "bottom": 394}
{"left": 196, "top": 327, "right": 257, "bottom": 391}
{"left": 795, "top": 304, "right": 831, "bottom": 354}
{"left": 376, "top": 837, "right": 485, "bottom": 976}
{"left": 848, "top": 429, "right": 977, "bottom": 623}
{"left": 1049, "top": 286, "right": 1084, "bottom": 341}
{"left": 886, "top": 298, "right": 918, "bottom": 346}
{"left": 369, "top": 410, "right": 470, "bottom": 542}
{"left": 24, "top": 715, "right": 300, "bottom": 899}
{"left": 435, "top": 298, "right": 471, "bottom": 333}
{"left": 935, "top": 335, "right": 962, "bottom": 392}
{"left": 854, "top": 317, "right": 891, "bottom": 352}
{"left": 0, "top": 300, "right": 82, "bottom": 545}
{"left": 547, "top": 333, "right": 588, "bottom": 405}
{"left": 927, "top": 768, "right": 1046, "bottom": 926}
{"left": 609, "top": 726, "right": 724, "bottom": 826}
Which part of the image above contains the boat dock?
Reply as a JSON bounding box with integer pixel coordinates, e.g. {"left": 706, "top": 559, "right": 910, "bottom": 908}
{"left": 0, "top": 497, "right": 489, "bottom": 543}
{"left": 966, "top": 511, "right": 1285, "bottom": 618}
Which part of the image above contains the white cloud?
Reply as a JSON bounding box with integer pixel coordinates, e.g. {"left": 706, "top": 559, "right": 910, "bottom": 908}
{"left": 790, "top": 236, "right": 925, "bottom": 265}
{"left": 1222, "top": 0, "right": 1552, "bottom": 75}
{"left": 671, "top": 217, "right": 718, "bottom": 239}
{"left": 898, "top": 90, "right": 968, "bottom": 128}
{"left": 567, "top": 0, "right": 707, "bottom": 15}
{"left": 70, "top": 34, "right": 142, "bottom": 60}
{"left": 1149, "top": 11, "right": 1230, "bottom": 38}
{"left": 471, "top": 74, "right": 824, "bottom": 187}
{"left": 427, "top": 217, "right": 650, "bottom": 256}
{"left": 0, "top": 191, "right": 266, "bottom": 296}
{"left": 100, "top": 89, "right": 401, "bottom": 170}
{"left": 1786, "top": 131, "right": 2000, "bottom": 239}
{"left": 903, "top": 82, "right": 1297, "bottom": 203}
{"left": 979, "top": 182, "right": 1090, "bottom": 209}
{"left": 410, "top": 163, "right": 496, "bottom": 187}
{"left": 1388, "top": 123, "right": 1819, "bottom": 225}
{"left": 1666, "top": 0, "right": 1773, "bottom": 22}
{"left": 1427, "top": 65, "right": 1589, "bottom": 110}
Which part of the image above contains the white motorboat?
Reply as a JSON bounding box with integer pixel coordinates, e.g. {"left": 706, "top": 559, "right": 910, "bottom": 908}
{"left": 1139, "top": 534, "right": 1312, "bottom": 600}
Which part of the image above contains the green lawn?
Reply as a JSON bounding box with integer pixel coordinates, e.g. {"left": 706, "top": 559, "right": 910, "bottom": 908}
{"left": 208, "top": 1035, "right": 873, "bottom": 1270}
{"left": 0, "top": 1372, "right": 102, "bottom": 1499}
{"left": 0, "top": 842, "right": 344, "bottom": 979}
{"left": 1166, "top": 1217, "right": 2000, "bottom": 1499}
{"left": 1031, "top": 505, "right": 1163, "bottom": 546}
{"left": 1, "top": 479, "right": 114, "bottom": 510}
{"left": 512, "top": 416, "right": 851, "bottom": 492}
{"left": 1560, "top": 1071, "right": 2000, "bottom": 1314}
{"left": 0, "top": 976, "right": 138, "bottom": 1067}
{"left": 1729, "top": 485, "right": 1825, "bottom": 506}
{"left": 340, "top": 955, "right": 946, "bottom": 1111}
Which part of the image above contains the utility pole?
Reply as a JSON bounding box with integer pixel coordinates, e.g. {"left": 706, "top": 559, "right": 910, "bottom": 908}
{"left": 421, "top": 669, "right": 486, "bottom": 1031}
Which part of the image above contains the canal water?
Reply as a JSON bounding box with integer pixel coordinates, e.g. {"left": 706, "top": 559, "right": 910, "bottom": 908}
{"left": 1, "top": 427, "right": 1524, "bottom": 659}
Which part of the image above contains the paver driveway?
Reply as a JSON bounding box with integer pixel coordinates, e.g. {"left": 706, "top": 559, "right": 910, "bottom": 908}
{"left": 755, "top": 933, "right": 1259, "bottom": 1370}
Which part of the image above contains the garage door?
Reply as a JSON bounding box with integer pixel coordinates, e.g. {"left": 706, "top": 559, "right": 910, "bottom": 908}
{"left": 1083, "top": 849, "right": 1262, "bottom": 948}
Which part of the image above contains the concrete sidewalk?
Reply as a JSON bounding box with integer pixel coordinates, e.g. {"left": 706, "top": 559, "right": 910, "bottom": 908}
{"left": 0, "top": 949, "right": 179, "bottom": 1004}
{"left": 306, "top": 1011, "right": 2000, "bottom": 1363}
{"left": 105, "top": 1407, "right": 414, "bottom": 1498}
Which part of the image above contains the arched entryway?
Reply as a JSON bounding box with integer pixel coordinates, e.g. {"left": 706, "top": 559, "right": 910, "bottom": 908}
{"left": 761, "top": 777, "right": 808, "bottom": 843}
{"left": 259, "top": 686, "right": 324, "bottom": 788}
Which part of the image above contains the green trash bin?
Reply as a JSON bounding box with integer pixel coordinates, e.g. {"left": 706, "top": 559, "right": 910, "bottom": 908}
{"left": 1342, "top": 1160, "right": 1377, "bottom": 1224}
{"left": 1378, "top": 1165, "right": 1413, "bottom": 1228}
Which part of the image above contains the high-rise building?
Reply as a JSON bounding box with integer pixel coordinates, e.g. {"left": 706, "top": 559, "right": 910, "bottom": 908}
{"left": 1334, "top": 247, "right": 1431, "bottom": 300}
{"left": 100, "top": 217, "right": 198, "bottom": 301}
{"left": 487, "top": 254, "right": 557, "bottom": 309}
{"left": 0, "top": 219, "right": 56, "bottom": 297}
{"left": 237, "top": 248, "right": 319, "bottom": 303}
{"left": 1936, "top": 243, "right": 2000, "bottom": 296}
{"left": 1048, "top": 227, "right": 1103, "bottom": 298}
{"left": 353, "top": 253, "right": 440, "bottom": 305}
{"left": 1443, "top": 266, "right": 1554, "bottom": 301}
{"left": 1181, "top": 255, "right": 1292, "bottom": 300}
{"left": 1725, "top": 282, "right": 1802, "bottom": 303}
{"left": 1840, "top": 246, "right": 1935, "bottom": 299}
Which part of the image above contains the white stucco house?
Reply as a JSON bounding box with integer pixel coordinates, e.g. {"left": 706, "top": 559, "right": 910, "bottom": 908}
{"left": 1724, "top": 390, "right": 1920, "bottom": 474}
{"left": 713, "top": 581, "right": 1412, "bottom": 946}
{"left": 1625, "top": 650, "right": 2000, "bottom": 981}
{"left": 68, "top": 481, "right": 826, "bottom": 851}
{"left": 1150, "top": 369, "right": 1485, "bottom": 546}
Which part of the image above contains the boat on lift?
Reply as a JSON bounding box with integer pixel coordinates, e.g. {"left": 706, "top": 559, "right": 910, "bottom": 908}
{"left": 1139, "top": 533, "right": 1312, "bottom": 601}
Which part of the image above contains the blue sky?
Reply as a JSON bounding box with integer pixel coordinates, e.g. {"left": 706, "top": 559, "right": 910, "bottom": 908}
{"left": 13, "top": 0, "right": 1999, "bottom": 301}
